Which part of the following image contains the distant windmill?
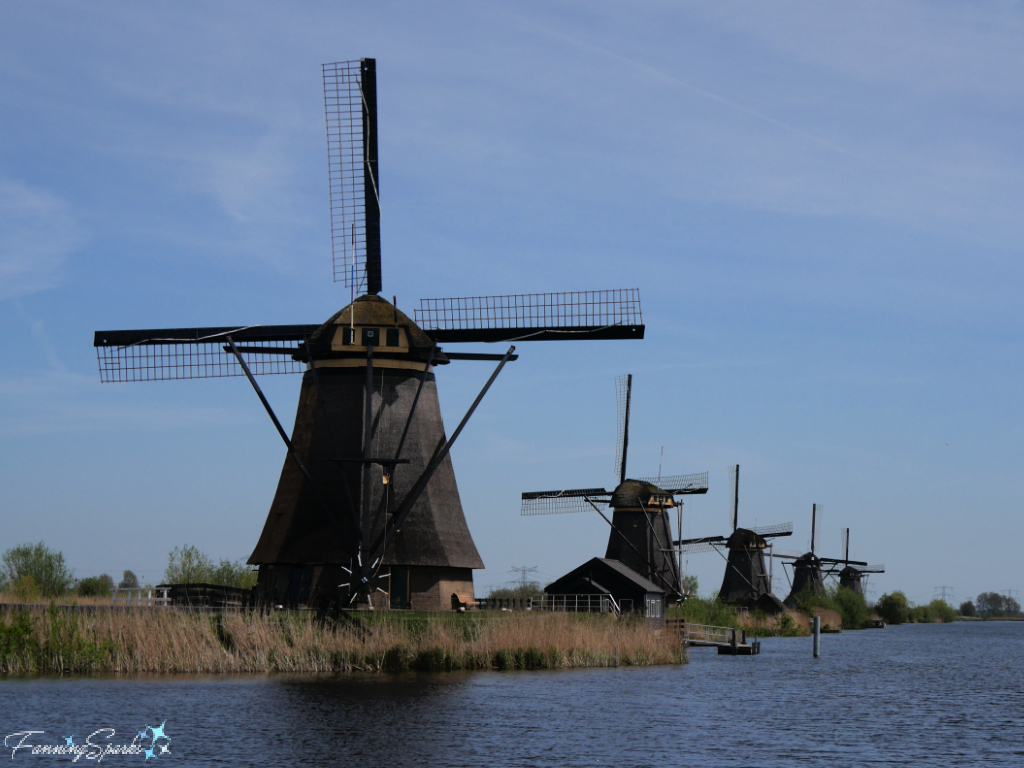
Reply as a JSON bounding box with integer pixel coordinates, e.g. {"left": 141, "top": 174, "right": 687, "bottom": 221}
{"left": 772, "top": 505, "right": 874, "bottom": 608}
{"left": 520, "top": 375, "right": 708, "bottom": 600}
{"left": 837, "top": 528, "right": 885, "bottom": 596}
{"left": 675, "top": 465, "right": 793, "bottom": 613}
{"left": 93, "top": 58, "right": 645, "bottom": 611}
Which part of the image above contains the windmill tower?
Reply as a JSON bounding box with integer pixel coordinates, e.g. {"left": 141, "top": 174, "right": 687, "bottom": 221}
{"left": 520, "top": 375, "right": 708, "bottom": 600}
{"left": 93, "top": 59, "right": 645, "bottom": 611}
{"left": 675, "top": 465, "right": 793, "bottom": 613}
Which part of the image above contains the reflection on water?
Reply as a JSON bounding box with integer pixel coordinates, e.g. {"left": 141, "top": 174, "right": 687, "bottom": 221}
{"left": 2, "top": 622, "right": 1023, "bottom": 766}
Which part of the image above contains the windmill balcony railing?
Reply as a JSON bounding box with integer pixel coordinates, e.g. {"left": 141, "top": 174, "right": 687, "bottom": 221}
{"left": 111, "top": 587, "right": 171, "bottom": 607}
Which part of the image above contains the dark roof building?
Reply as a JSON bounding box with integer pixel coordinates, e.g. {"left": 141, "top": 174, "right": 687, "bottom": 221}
{"left": 545, "top": 557, "right": 667, "bottom": 625}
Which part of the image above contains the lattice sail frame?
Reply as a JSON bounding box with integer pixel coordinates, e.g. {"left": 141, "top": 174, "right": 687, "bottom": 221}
{"left": 749, "top": 522, "right": 794, "bottom": 538}
{"left": 637, "top": 472, "right": 709, "bottom": 495}
{"left": 93, "top": 326, "right": 312, "bottom": 383}
{"left": 726, "top": 464, "right": 739, "bottom": 529}
{"left": 614, "top": 374, "right": 630, "bottom": 480}
{"left": 520, "top": 488, "right": 611, "bottom": 516}
{"left": 416, "top": 290, "right": 642, "bottom": 334}
{"left": 323, "top": 59, "right": 379, "bottom": 293}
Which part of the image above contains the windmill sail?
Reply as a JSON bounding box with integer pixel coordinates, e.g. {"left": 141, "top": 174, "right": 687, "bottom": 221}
{"left": 323, "top": 59, "right": 381, "bottom": 295}
{"left": 415, "top": 290, "right": 644, "bottom": 343}
{"left": 636, "top": 472, "right": 709, "bottom": 495}
{"left": 614, "top": 374, "right": 632, "bottom": 483}
{"left": 520, "top": 488, "right": 612, "bottom": 516}
{"left": 93, "top": 325, "right": 314, "bottom": 382}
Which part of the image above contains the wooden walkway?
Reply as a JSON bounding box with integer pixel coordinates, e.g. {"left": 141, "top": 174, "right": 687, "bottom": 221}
{"left": 665, "top": 619, "right": 761, "bottom": 655}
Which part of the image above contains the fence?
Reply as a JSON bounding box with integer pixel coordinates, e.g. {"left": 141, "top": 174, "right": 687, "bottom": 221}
{"left": 475, "top": 594, "right": 631, "bottom": 616}
{"left": 111, "top": 588, "right": 171, "bottom": 607}
{"left": 665, "top": 618, "right": 747, "bottom": 646}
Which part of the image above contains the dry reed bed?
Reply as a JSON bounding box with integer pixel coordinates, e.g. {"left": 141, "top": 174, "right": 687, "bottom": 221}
{"left": 0, "top": 607, "right": 684, "bottom": 675}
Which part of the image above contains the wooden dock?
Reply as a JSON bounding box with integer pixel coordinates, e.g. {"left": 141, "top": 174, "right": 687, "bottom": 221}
{"left": 665, "top": 618, "right": 761, "bottom": 655}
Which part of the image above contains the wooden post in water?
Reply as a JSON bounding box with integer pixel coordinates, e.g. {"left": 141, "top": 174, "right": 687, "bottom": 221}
{"left": 813, "top": 616, "right": 821, "bottom": 657}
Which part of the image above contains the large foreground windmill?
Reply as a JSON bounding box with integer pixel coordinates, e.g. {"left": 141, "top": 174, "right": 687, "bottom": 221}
{"left": 93, "top": 59, "right": 644, "bottom": 610}
{"left": 675, "top": 465, "right": 793, "bottom": 613}
{"left": 521, "top": 375, "right": 707, "bottom": 600}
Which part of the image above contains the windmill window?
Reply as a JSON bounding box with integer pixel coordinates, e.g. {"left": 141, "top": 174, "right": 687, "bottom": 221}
{"left": 361, "top": 328, "right": 379, "bottom": 346}
{"left": 340, "top": 328, "right": 356, "bottom": 346}
{"left": 386, "top": 328, "right": 400, "bottom": 347}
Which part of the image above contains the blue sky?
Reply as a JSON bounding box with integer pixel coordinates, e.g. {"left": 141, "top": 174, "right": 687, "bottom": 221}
{"left": 2, "top": 1, "right": 1022, "bottom": 606}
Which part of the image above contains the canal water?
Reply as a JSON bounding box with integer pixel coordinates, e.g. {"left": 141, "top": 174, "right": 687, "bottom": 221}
{"left": 2, "top": 621, "right": 1022, "bottom": 766}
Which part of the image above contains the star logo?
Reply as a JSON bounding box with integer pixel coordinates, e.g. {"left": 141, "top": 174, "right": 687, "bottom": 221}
{"left": 144, "top": 747, "right": 156, "bottom": 760}
{"left": 138, "top": 728, "right": 149, "bottom": 740}
{"left": 148, "top": 721, "right": 167, "bottom": 742}
{"left": 158, "top": 744, "right": 171, "bottom": 755}
{"left": 64, "top": 736, "right": 74, "bottom": 746}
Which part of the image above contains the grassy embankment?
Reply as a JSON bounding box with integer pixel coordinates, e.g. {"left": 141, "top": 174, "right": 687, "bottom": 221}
{"left": 0, "top": 605, "right": 684, "bottom": 675}
{"left": 673, "top": 584, "right": 891, "bottom": 634}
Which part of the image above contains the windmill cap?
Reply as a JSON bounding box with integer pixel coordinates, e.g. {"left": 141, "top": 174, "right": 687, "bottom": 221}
{"left": 610, "top": 479, "right": 673, "bottom": 508}
{"left": 306, "top": 294, "right": 448, "bottom": 363}
{"left": 726, "top": 528, "right": 768, "bottom": 549}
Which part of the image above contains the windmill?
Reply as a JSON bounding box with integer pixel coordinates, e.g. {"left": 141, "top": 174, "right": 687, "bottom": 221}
{"left": 836, "top": 528, "right": 885, "bottom": 596}
{"left": 520, "top": 375, "right": 708, "bottom": 601}
{"left": 771, "top": 505, "right": 873, "bottom": 608}
{"left": 674, "top": 465, "right": 794, "bottom": 613}
{"left": 93, "top": 59, "right": 645, "bottom": 611}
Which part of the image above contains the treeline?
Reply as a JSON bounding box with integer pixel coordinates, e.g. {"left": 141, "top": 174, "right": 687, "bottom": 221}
{"left": 0, "top": 541, "right": 256, "bottom": 602}
{"left": 959, "top": 592, "right": 1021, "bottom": 619}
{"left": 874, "top": 592, "right": 956, "bottom": 625}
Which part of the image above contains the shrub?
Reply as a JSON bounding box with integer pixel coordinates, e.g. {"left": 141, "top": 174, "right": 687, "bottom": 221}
{"left": 487, "top": 582, "right": 544, "bottom": 599}
{"left": 77, "top": 574, "right": 114, "bottom": 597}
{"left": 876, "top": 591, "right": 911, "bottom": 625}
{"left": 959, "top": 601, "right": 977, "bottom": 617}
{"left": 13, "top": 576, "right": 42, "bottom": 603}
{"left": 118, "top": 570, "right": 139, "bottom": 589}
{"left": 1, "top": 542, "right": 74, "bottom": 598}
{"left": 211, "top": 559, "right": 258, "bottom": 589}
{"left": 673, "top": 595, "right": 738, "bottom": 628}
{"left": 164, "top": 547, "right": 256, "bottom": 588}
{"left": 928, "top": 599, "right": 956, "bottom": 623}
{"left": 830, "top": 585, "right": 869, "bottom": 629}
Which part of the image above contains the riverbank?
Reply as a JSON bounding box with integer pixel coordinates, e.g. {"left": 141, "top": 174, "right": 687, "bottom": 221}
{"left": 0, "top": 606, "right": 685, "bottom": 675}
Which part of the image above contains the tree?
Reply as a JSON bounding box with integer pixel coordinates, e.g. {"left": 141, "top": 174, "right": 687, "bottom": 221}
{"left": 976, "top": 592, "right": 1006, "bottom": 617}
{"left": 1, "top": 542, "right": 75, "bottom": 597}
{"left": 118, "top": 570, "right": 139, "bottom": 589}
{"left": 680, "top": 573, "right": 699, "bottom": 597}
{"left": 78, "top": 574, "right": 114, "bottom": 597}
{"left": 164, "top": 545, "right": 215, "bottom": 584}
{"left": 875, "top": 591, "right": 911, "bottom": 625}
{"left": 959, "top": 600, "right": 977, "bottom": 617}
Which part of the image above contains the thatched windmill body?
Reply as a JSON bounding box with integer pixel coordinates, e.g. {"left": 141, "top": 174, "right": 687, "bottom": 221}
{"left": 675, "top": 465, "right": 793, "bottom": 613}
{"left": 93, "top": 59, "right": 644, "bottom": 610}
{"left": 521, "top": 375, "right": 708, "bottom": 600}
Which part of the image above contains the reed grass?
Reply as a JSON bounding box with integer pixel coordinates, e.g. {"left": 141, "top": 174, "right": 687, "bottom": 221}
{"left": 0, "top": 606, "right": 685, "bottom": 675}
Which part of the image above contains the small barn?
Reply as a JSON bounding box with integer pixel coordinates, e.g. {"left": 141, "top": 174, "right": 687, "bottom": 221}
{"left": 545, "top": 558, "right": 666, "bottom": 625}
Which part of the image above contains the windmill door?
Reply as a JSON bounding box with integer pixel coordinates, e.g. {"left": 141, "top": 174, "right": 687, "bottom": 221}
{"left": 390, "top": 567, "right": 409, "bottom": 609}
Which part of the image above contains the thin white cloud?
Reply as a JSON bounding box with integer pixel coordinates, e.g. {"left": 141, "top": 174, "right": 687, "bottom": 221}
{"left": 0, "top": 179, "right": 83, "bottom": 300}
{"left": 0, "top": 369, "right": 251, "bottom": 436}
